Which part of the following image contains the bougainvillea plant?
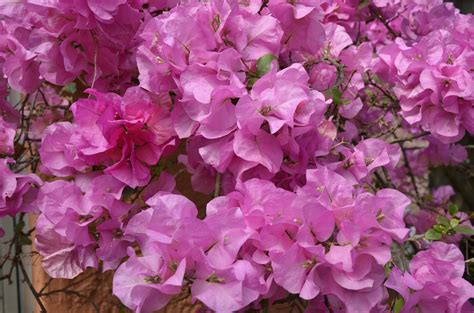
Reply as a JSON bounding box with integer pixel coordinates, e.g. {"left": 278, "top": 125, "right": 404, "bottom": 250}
{"left": 0, "top": 0, "right": 473, "bottom": 312}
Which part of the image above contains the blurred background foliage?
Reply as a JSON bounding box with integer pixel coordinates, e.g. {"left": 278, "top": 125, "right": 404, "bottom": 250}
{"left": 450, "top": 0, "right": 474, "bottom": 13}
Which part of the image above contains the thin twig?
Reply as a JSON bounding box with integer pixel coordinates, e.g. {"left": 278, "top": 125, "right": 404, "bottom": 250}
{"left": 18, "top": 259, "right": 47, "bottom": 313}
{"left": 368, "top": 5, "right": 400, "bottom": 38}
{"left": 391, "top": 131, "right": 430, "bottom": 144}
{"left": 399, "top": 143, "right": 420, "bottom": 199}
{"left": 367, "top": 73, "right": 398, "bottom": 104}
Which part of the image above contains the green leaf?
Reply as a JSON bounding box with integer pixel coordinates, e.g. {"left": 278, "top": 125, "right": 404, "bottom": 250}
{"left": 433, "top": 224, "right": 446, "bottom": 233}
{"left": 18, "top": 235, "right": 32, "bottom": 246}
{"left": 436, "top": 215, "right": 450, "bottom": 227}
{"left": 62, "top": 82, "right": 77, "bottom": 94}
{"left": 364, "top": 89, "right": 375, "bottom": 98}
{"left": 424, "top": 229, "right": 442, "bottom": 241}
{"left": 256, "top": 54, "right": 277, "bottom": 77}
{"left": 393, "top": 297, "right": 405, "bottom": 313}
{"left": 454, "top": 225, "right": 474, "bottom": 236}
{"left": 332, "top": 87, "right": 344, "bottom": 106}
{"left": 246, "top": 77, "right": 258, "bottom": 90}
{"left": 450, "top": 218, "right": 460, "bottom": 228}
{"left": 448, "top": 203, "right": 459, "bottom": 216}
{"left": 15, "top": 220, "right": 25, "bottom": 232}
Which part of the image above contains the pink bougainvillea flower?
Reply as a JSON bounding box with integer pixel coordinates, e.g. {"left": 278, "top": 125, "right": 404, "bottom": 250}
{"left": 113, "top": 248, "right": 186, "bottom": 313}
{"left": 0, "top": 158, "right": 42, "bottom": 217}
{"left": 2, "top": 1, "right": 474, "bottom": 312}
{"left": 35, "top": 180, "right": 102, "bottom": 278}
{"left": 191, "top": 258, "right": 266, "bottom": 313}
{"left": 233, "top": 128, "right": 283, "bottom": 174}
{"left": 70, "top": 87, "right": 177, "bottom": 187}
{"left": 271, "top": 243, "right": 324, "bottom": 300}
{"left": 39, "top": 122, "right": 88, "bottom": 176}
{"left": 236, "top": 63, "right": 311, "bottom": 134}
{"left": 386, "top": 242, "right": 474, "bottom": 313}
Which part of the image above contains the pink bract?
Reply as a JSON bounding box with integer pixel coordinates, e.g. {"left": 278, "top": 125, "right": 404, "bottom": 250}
{"left": 0, "top": 0, "right": 472, "bottom": 312}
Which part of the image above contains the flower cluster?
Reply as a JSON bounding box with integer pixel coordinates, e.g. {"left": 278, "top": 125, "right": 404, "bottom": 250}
{"left": 0, "top": 0, "right": 473, "bottom": 312}
{"left": 376, "top": 1, "right": 474, "bottom": 143}
{"left": 0, "top": 0, "right": 145, "bottom": 93}
{"left": 40, "top": 87, "right": 177, "bottom": 187}
{"left": 386, "top": 242, "right": 473, "bottom": 312}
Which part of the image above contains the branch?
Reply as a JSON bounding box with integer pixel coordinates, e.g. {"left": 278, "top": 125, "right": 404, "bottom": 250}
{"left": 18, "top": 259, "right": 48, "bottom": 313}
{"left": 391, "top": 131, "right": 430, "bottom": 144}
{"left": 399, "top": 142, "right": 420, "bottom": 199}
{"left": 368, "top": 5, "right": 400, "bottom": 38}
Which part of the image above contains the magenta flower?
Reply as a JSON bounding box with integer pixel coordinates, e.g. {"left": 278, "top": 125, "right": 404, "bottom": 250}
{"left": 113, "top": 249, "right": 186, "bottom": 313}
{"left": 0, "top": 159, "right": 42, "bottom": 217}
{"left": 191, "top": 258, "right": 266, "bottom": 313}
{"left": 1, "top": 0, "right": 474, "bottom": 312}
{"left": 70, "top": 87, "right": 176, "bottom": 187}
{"left": 386, "top": 242, "right": 474, "bottom": 313}
{"left": 314, "top": 255, "right": 387, "bottom": 313}
{"left": 236, "top": 63, "right": 313, "bottom": 134}
{"left": 35, "top": 180, "right": 101, "bottom": 278}
{"left": 0, "top": 30, "right": 41, "bottom": 93}
{"left": 35, "top": 213, "right": 98, "bottom": 279}
{"left": 271, "top": 243, "right": 324, "bottom": 300}
{"left": 233, "top": 128, "right": 283, "bottom": 174}
{"left": 39, "top": 122, "right": 88, "bottom": 176}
